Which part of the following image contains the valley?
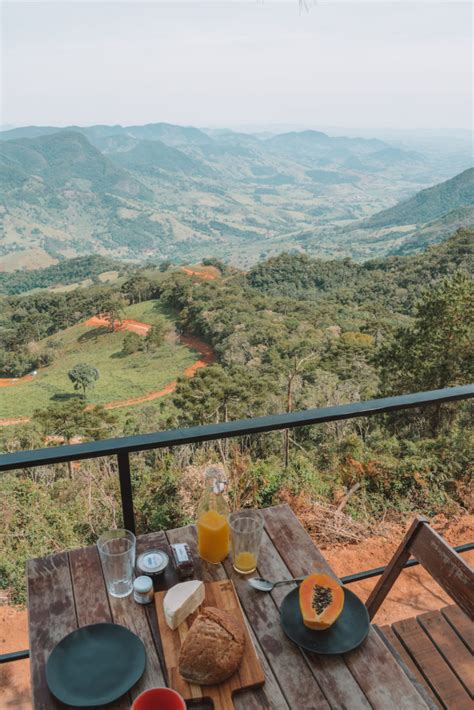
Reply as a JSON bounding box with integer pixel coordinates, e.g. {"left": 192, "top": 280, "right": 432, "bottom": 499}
{"left": 1, "top": 123, "right": 472, "bottom": 269}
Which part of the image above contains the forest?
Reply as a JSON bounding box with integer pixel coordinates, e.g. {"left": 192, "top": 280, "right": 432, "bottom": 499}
{"left": 0, "top": 228, "right": 472, "bottom": 602}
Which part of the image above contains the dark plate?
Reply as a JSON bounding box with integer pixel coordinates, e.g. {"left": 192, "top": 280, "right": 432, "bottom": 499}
{"left": 46, "top": 623, "right": 146, "bottom": 707}
{"left": 280, "top": 586, "right": 369, "bottom": 654}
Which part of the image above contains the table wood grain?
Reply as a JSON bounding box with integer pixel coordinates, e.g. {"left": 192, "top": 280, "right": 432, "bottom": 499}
{"left": 27, "top": 504, "right": 434, "bottom": 709}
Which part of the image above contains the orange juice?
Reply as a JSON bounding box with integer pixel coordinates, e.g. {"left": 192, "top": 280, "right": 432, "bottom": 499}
{"left": 197, "top": 509, "right": 230, "bottom": 563}
{"left": 233, "top": 551, "right": 257, "bottom": 574}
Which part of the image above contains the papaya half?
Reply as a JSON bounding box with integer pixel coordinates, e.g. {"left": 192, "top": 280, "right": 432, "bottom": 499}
{"left": 299, "top": 572, "right": 344, "bottom": 630}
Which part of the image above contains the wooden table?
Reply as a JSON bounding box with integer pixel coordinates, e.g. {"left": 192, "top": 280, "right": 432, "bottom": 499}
{"left": 27, "top": 504, "right": 436, "bottom": 709}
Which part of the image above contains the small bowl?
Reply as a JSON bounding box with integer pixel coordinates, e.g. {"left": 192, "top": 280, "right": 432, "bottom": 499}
{"left": 132, "top": 687, "right": 186, "bottom": 710}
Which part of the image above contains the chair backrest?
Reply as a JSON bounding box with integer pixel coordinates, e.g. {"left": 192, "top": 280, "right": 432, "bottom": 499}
{"left": 365, "top": 515, "right": 474, "bottom": 620}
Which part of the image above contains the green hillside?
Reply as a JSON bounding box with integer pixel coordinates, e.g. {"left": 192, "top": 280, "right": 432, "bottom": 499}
{"left": 390, "top": 205, "right": 474, "bottom": 255}
{"left": 110, "top": 138, "right": 212, "bottom": 177}
{"left": 0, "top": 301, "right": 197, "bottom": 419}
{"left": 0, "top": 255, "right": 125, "bottom": 295}
{"left": 360, "top": 168, "right": 474, "bottom": 228}
{"left": 0, "top": 131, "right": 151, "bottom": 198}
{"left": 247, "top": 228, "right": 474, "bottom": 312}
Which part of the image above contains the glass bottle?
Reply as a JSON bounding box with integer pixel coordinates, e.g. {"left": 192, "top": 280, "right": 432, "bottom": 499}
{"left": 196, "top": 466, "right": 230, "bottom": 564}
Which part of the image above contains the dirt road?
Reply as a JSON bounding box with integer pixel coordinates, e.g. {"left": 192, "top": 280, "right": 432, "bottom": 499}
{"left": 0, "top": 320, "right": 215, "bottom": 426}
{"left": 181, "top": 266, "right": 219, "bottom": 281}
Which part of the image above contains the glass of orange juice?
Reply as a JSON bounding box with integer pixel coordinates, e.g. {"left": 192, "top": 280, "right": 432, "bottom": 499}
{"left": 230, "top": 512, "right": 263, "bottom": 574}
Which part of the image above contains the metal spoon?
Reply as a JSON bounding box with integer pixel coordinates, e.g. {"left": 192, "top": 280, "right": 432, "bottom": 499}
{"left": 248, "top": 576, "right": 305, "bottom": 592}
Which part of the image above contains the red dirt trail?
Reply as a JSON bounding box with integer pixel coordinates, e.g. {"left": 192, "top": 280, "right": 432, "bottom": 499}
{"left": 0, "top": 319, "right": 215, "bottom": 426}
{"left": 83, "top": 316, "right": 151, "bottom": 335}
{"left": 181, "top": 266, "right": 218, "bottom": 281}
{"left": 0, "top": 375, "right": 33, "bottom": 388}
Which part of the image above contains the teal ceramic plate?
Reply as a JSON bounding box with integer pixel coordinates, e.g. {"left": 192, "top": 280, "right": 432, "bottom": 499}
{"left": 280, "top": 586, "right": 369, "bottom": 654}
{"left": 46, "top": 623, "right": 146, "bottom": 707}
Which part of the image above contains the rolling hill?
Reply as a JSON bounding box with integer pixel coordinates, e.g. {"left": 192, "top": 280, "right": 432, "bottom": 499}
{"left": 0, "top": 300, "right": 198, "bottom": 420}
{"left": 247, "top": 228, "right": 474, "bottom": 312}
{"left": 359, "top": 167, "right": 474, "bottom": 229}
{"left": 0, "top": 131, "right": 151, "bottom": 198}
{"left": 0, "top": 255, "right": 124, "bottom": 295}
{"left": 297, "top": 168, "right": 474, "bottom": 259}
{"left": 110, "top": 139, "right": 213, "bottom": 178}
{"left": 1, "top": 122, "right": 471, "bottom": 269}
{"left": 390, "top": 205, "right": 474, "bottom": 255}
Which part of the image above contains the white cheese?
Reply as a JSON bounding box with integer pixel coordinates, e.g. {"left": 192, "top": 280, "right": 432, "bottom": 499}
{"left": 163, "top": 580, "right": 205, "bottom": 630}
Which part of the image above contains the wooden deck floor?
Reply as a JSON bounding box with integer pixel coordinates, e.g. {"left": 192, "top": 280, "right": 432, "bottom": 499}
{"left": 377, "top": 605, "right": 474, "bottom": 709}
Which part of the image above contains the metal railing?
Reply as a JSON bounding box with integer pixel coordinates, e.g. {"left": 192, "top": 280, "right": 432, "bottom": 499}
{"left": 1, "top": 384, "right": 473, "bottom": 665}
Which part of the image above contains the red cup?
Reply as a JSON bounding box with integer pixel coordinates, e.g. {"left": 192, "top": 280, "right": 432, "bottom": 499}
{"left": 132, "top": 687, "right": 186, "bottom": 710}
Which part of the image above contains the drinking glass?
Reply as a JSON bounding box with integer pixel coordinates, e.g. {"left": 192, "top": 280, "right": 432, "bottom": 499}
{"left": 97, "top": 529, "right": 136, "bottom": 597}
{"left": 230, "top": 512, "right": 263, "bottom": 574}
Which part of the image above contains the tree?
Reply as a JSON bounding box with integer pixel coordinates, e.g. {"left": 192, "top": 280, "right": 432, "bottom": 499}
{"left": 144, "top": 319, "right": 170, "bottom": 351}
{"left": 267, "top": 336, "right": 320, "bottom": 468}
{"left": 378, "top": 272, "right": 473, "bottom": 433}
{"left": 121, "top": 331, "right": 142, "bottom": 355}
{"left": 68, "top": 363, "right": 99, "bottom": 398}
{"left": 121, "top": 274, "right": 153, "bottom": 304}
{"left": 201, "top": 257, "right": 226, "bottom": 274}
{"left": 99, "top": 295, "right": 125, "bottom": 331}
{"left": 34, "top": 402, "right": 116, "bottom": 444}
{"left": 33, "top": 402, "right": 116, "bottom": 476}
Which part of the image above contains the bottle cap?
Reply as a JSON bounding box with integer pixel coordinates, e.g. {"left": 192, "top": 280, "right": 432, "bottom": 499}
{"left": 205, "top": 465, "right": 226, "bottom": 493}
{"left": 134, "top": 575, "right": 153, "bottom": 593}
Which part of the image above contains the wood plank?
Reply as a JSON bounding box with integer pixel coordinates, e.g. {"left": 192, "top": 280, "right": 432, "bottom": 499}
{"left": 393, "top": 616, "right": 472, "bottom": 709}
{"left": 68, "top": 545, "right": 113, "bottom": 625}
{"left": 68, "top": 545, "right": 131, "bottom": 710}
{"left": 417, "top": 610, "right": 474, "bottom": 696}
{"left": 222, "top": 543, "right": 330, "bottom": 710}
{"left": 409, "top": 525, "right": 474, "bottom": 620}
{"left": 377, "top": 625, "right": 441, "bottom": 709}
{"left": 263, "top": 504, "right": 333, "bottom": 576}
{"left": 255, "top": 527, "right": 371, "bottom": 710}
{"left": 27, "top": 552, "right": 77, "bottom": 710}
{"left": 263, "top": 504, "right": 430, "bottom": 709}
{"left": 97, "top": 544, "right": 167, "bottom": 704}
{"left": 166, "top": 523, "right": 290, "bottom": 710}
{"left": 365, "top": 516, "right": 426, "bottom": 620}
{"left": 441, "top": 605, "right": 474, "bottom": 653}
{"left": 136, "top": 530, "right": 181, "bottom": 688}
{"left": 347, "top": 626, "right": 431, "bottom": 710}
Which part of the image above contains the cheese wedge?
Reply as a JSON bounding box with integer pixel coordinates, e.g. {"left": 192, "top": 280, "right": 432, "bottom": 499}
{"left": 163, "top": 580, "right": 205, "bottom": 630}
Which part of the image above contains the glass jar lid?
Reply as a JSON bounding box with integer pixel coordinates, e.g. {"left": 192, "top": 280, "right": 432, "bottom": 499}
{"left": 133, "top": 575, "right": 153, "bottom": 593}
{"left": 136, "top": 549, "right": 169, "bottom": 576}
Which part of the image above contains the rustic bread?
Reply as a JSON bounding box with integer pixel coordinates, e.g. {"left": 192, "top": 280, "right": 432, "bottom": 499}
{"left": 178, "top": 606, "right": 245, "bottom": 685}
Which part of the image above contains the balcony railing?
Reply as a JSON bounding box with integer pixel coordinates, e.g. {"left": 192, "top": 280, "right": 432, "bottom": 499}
{"left": 1, "top": 383, "right": 473, "bottom": 665}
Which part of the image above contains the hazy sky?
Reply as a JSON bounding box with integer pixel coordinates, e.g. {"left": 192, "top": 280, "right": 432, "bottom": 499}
{"left": 1, "top": 1, "right": 472, "bottom": 130}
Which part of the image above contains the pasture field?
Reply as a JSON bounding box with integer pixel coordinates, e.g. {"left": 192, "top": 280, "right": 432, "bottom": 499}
{"left": 0, "top": 301, "right": 198, "bottom": 419}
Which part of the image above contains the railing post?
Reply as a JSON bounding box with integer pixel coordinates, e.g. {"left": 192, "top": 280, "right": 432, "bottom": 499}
{"left": 117, "top": 452, "right": 136, "bottom": 535}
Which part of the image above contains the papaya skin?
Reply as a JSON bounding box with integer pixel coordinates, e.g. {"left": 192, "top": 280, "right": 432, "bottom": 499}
{"left": 299, "top": 573, "right": 344, "bottom": 630}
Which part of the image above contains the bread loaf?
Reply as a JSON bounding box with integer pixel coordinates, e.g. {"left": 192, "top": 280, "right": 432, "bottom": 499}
{"left": 178, "top": 606, "right": 245, "bottom": 685}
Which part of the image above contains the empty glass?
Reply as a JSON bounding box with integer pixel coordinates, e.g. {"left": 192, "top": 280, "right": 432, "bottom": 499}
{"left": 230, "top": 512, "right": 264, "bottom": 574}
{"left": 97, "top": 529, "right": 136, "bottom": 598}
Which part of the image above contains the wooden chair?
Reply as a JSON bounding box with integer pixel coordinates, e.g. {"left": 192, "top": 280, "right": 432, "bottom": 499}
{"left": 366, "top": 515, "right": 474, "bottom": 621}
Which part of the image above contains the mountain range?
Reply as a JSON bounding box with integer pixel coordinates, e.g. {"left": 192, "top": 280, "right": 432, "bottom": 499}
{"left": 0, "top": 122, "right": 472, "bottom": 270}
